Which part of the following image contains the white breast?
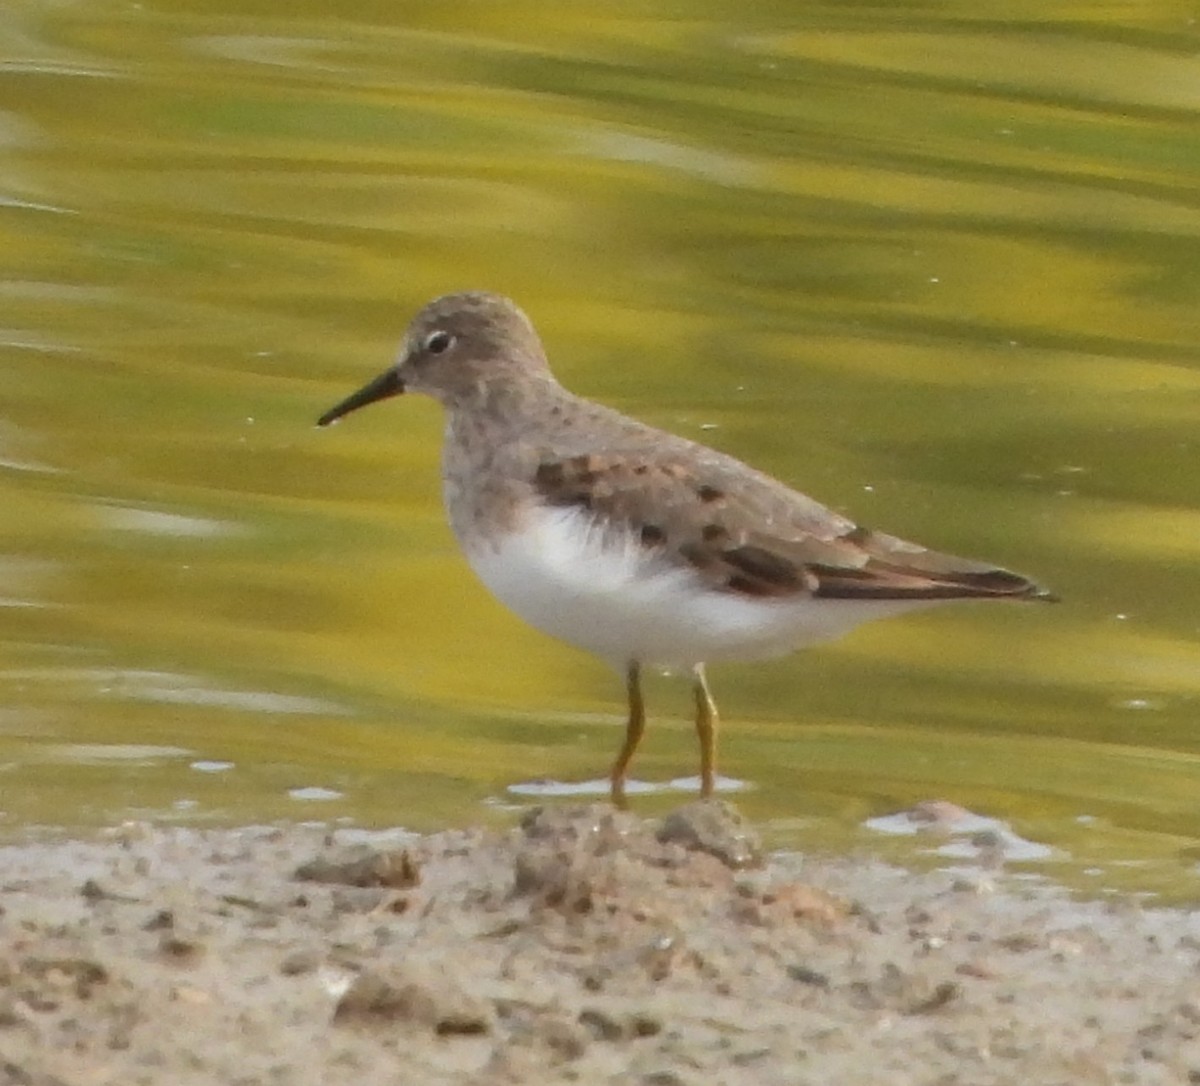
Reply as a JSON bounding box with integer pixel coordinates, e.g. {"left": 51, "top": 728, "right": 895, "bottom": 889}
{"left": 461, "top": 505, "right": 932, "bottom": 671}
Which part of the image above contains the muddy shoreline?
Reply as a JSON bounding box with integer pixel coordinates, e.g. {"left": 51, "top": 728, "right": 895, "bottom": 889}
{"left": 1, "top": 802, "right": 1197, "bottom": 1084}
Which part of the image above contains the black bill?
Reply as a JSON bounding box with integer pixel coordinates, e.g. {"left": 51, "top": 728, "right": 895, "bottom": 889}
{"left": 317, "top": 367, "right": 404, "bottom": 427}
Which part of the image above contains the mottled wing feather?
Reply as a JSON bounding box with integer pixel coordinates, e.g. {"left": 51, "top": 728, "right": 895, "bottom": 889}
{"left": 532, "top": 448, "right": 1048, "bottom": 603}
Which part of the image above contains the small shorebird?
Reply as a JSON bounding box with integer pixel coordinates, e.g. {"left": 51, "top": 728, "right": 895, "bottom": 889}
{"left": 318, "top": 292, "right": 1054, "bottom": 804}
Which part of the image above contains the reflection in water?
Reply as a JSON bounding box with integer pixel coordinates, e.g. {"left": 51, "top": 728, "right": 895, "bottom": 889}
{"left": 0, "top": 1, "right": 1197, "bottom": 896}
{"left": 7, "top": 667, "right": 344, "bottom": 716}
{"left": 865, "top": 800, "right": 1055, "bottom": 865}
{"left": 93, "top": 503, "right": 238, "bottom": 539}
{"left": 508, "top": 775, "right": 750, "bottom": 799}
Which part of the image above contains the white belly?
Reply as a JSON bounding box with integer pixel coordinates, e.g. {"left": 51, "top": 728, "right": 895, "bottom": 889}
{"left": 461, "top": 505, "right": 932, "bottom": 670}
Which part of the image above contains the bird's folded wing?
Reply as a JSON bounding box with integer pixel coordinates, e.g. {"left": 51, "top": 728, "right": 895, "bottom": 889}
{"left": 531, "top": 449, "right": 1048, "bottom": 602}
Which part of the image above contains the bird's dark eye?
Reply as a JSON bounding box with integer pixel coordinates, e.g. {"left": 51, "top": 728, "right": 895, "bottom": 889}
{"left": 425, "top": 330, "right": 454, "bottom": 354}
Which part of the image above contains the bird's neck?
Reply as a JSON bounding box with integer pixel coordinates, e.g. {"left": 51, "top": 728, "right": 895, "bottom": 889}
{"left": 440, "top": 381, "right": 558, "bottom": 544}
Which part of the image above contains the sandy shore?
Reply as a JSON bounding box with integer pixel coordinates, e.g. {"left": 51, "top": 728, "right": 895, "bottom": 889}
{"left": 1, "top": 801, "right": 1197, "bottom": 1085}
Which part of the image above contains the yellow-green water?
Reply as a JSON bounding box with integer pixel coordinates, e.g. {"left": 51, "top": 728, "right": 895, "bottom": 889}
{"left": 2, "top": 1, "right": 1199, "bottom": 897}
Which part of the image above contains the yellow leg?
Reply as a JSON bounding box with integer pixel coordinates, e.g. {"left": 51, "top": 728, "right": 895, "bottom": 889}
{"left": 610, "top": 661, "right": 645, "bottom": 808}
{"left": 692, "top": 664, "right": 719, "bottom": 798}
